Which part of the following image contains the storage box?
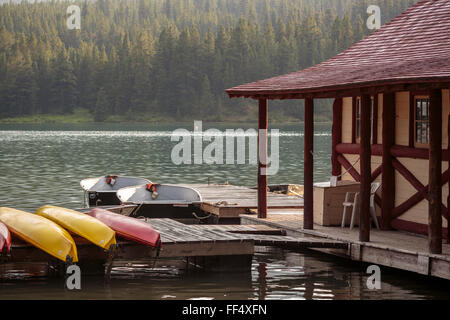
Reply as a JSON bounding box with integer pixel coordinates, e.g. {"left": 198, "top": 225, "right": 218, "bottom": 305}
{"left": 313, "top": 180, "right": 360, "bottom": 226}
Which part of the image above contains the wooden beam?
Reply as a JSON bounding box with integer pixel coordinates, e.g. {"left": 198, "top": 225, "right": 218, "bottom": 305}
{"left": 448, "top": 114, "right": 450, "bottom": 244}
{"left": 391, "top": 168, "right": 449, "bottom": 219}
{"left": 371, "top": 165, "right": 382, "bottom": 182}
{"left": 336, "top": 143, "right": 383, "bottom": 156}
{"left": 408, "top": 92, "right": 415, "bottom": 148}
{"left": 336, "top": 143, "right": 450, "bottom": 161}
{"left": 381, "top": 93, "right": 395, "bottom": 229}
{"left": 331, "top": 98, "right": 343, "bottom": 178}
{"left": 392, "top": 158, "right": 427, "bottom": 195}
{"left": 229, "top": 81, "right": 450, "bottom": 101}
{"left": 258, "top": 99, "right": 268, "bottom": 219}
{"left": 391, "top": 145, "right": 450, "bottom": 161}
{"left": 352, "top": 97, "right": 357, "bottom": 144}
{"left": 336, "top": 154, "right": 382, "bottom": 215}
{"left": 304, "top": 97, "right": 314, "bottom": 230}
{"left": 359, "top": 94, "right": 372, "bottom": 242}
{"left": 372, "top": 94, "right": 379, "bottom": 145}
{"left": 337, "top": 154, "right": 360, "bottom": 181}
{"left": 391, "top": 219, "right": 449, "bottom": 242}
{"left": 428, "top": 89, "right": 442, "bottom": 254}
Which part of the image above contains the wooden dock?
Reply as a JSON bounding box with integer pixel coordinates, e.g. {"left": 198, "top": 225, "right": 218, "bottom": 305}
{"left": 241, "top": 212, "right": 450, "bottom": 280}
{"left": 150, "top": 219, "right": 346, "bottom": 249}
{"left": 1, "top": 216, "right": 351, "bottom": 277}
{"left": 2, "top": 218, "right": 254, "bottom": 275}
{"left": 76, "top": 184, "right": 303, "bottom": 222}
{"left": 182, "top": 184, "right": 303, "bottom": 218}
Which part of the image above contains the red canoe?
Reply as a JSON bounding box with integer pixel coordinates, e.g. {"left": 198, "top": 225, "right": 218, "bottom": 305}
{"left": 0, "top": 221, "right": 11, "bottom": 255}
{"left": 87, "top": 208, "right": 161, "bottom": 248}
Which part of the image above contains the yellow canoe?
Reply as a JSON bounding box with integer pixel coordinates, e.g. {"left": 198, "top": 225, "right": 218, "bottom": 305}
{"left": 35, "top": 205, "right": 116, "bottom": 250}
{"left": 0, "top": 207, "right": 78, "bottom": 262}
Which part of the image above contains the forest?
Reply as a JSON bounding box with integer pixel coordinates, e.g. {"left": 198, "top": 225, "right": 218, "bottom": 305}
{"left": 0, "top": 0, "right": 418, "bottom": 122}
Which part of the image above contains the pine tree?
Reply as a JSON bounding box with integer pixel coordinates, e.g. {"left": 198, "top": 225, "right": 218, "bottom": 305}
{"left": 0, "top": 0, "right": 419, "bottom": 122}
{"left": 51, "top": 49, "right": 77, "bottom": 114}
{"left": 94, "top": 87, "right": 108, "bottom": 122}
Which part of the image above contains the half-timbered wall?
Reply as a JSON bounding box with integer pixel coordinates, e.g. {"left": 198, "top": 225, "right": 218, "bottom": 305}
{"left": 338, "top": 89, "right": 450, "bottom": 233}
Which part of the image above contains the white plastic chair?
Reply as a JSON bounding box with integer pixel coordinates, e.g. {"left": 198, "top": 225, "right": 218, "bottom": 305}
{"left": 341, "top": 182, "right": 380, "bottom": 230}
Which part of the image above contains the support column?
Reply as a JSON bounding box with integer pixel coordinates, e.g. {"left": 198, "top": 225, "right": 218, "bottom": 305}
{"left": 448, "top": 114, "right": 450, "bottom": 244}
{"left": 381, "top": 93, "right": 395, "bottom": 230}
{"left": 331, "top": 98, "right": 343, "bottom": 178}
{"left": 359, "top": 94, "right": 372, "bottom": 242}
{"left": 304, "top": 97, "right": 314, "bottom": 230}
{"left": 428, "top": 89, "right": 442, "bottom": 254}
{"left": 258, "top": 99, "right": 268, "bottom": 219}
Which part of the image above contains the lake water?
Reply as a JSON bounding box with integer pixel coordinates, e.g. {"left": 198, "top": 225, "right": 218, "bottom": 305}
{"left": 0, "top": 122, "right": 332, "bottom": 212}
{"left": 0, "top": 122, "right": 449, "bottom": 300}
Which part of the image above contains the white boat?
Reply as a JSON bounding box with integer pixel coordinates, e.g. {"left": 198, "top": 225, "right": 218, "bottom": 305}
{"left": 116, "top": 183, "right": 204, "bottom": 219}
{"left": 80, "top": 175, "right": 151, "bottom": 207}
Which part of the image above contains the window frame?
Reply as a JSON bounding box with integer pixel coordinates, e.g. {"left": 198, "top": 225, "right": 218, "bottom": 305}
{"left": 353, "top": 96, "right": 376, "bottom": 144}
{"left": 413, "top": 95, "right": 430, "bottom": 148}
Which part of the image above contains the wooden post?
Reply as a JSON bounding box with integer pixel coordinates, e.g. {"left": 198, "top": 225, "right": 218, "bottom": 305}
{"left": 448, "top": 114, "right": 450, "bottom": 244}
{"left": 428, "top": 89, "right": 442, "bottom": 254}
{"left": 381, "top": 93, "right": 395, "bottom": 230}
{"left": 359, "top": 94, "right": 372, "bottom": 242}
{"left": 332, "top": 98, "right": 343, "bottom": 178}
{"left": 304, "top": 97, "right": 314, "bottom": 230}
{"left": 258, "top": 99, "right": 268, "bottom": 219}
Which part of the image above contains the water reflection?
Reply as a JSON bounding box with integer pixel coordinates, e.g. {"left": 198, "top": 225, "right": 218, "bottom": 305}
{"left": 1, "top": 124, "right": 449, "bottom": 299}
{"left": 256, "top": 263, "right": 267, "bottom": 299}
{"left": 1, "top": 248, "right": 448, "bottom": 300}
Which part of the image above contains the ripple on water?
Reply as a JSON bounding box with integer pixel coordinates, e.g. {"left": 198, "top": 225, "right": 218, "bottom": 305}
{"left": 0, "top": 124, "right": 448, "bottom": 300}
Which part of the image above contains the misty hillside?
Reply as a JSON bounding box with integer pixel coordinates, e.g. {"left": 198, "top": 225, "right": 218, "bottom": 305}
{"left": 0, "top": 0, "right": 418, "bottom": 122}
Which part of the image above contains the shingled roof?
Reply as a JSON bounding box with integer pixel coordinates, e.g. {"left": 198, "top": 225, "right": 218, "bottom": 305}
{"left": 226, "top": 0, "right": 450, "bottom": 99}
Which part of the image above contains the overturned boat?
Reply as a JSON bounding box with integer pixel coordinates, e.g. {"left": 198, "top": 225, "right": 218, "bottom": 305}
{"left": 116, "top": 183, "right": 205, "bottom": 219}
{"left": 0, "top": 207, "right": 78, "bottom": 263}
{"left": 36, "top": 205, "right": 117, "bottom": 251}
{"left": 87, "top": 208, "right": 161, "bottom": 248}
{"left": 0, "top": 221, "right": 11, "bottom": 256}
{"left": 80, "top": 175, "right": 151, "bottom": 207}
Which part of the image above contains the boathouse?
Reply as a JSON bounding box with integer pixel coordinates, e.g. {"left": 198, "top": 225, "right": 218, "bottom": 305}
{"left": 226, "top": 0, "right": 450, "bottom": 254}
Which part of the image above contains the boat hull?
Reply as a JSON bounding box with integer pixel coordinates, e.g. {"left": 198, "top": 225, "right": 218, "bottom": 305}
{"left": 130, "top": 203, "right": 206, "bottom": 219}
{"left": 0, "top": 207, "right": 78, "bottom": 262}
{"left": 81, "top": 176, "right": 151, "bottom": 207}
{"left": 35, "top": 205, "right": 116, "bottom": 251}
{"left": 116, "top": 184, "right": 205, "bottom": 219}
{"left": 0, "top": 221, "right": 11, "bottom": 255}
{"left": 87, "top": 208, "right": 161, "bottom": 248}
{"left": 86, "top": 191, "right": 122, "bottom": 207}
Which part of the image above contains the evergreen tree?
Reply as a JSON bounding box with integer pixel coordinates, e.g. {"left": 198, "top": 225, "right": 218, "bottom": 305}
{"left": 51, "top": 49, "right": 77, "bottom": 114}
{"left": 94, "top": 87, "right": 108, "bottom": 122}
{"left": 0, "top": 0, "right": 419, "bottom": 122}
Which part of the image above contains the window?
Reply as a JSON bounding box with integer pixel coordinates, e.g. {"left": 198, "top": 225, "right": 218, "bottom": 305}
{"left": 414, "top": 96, "right": 430, "bottom": 146}
{"left": 355, "top": 96, "right": 375, "bottom": 143}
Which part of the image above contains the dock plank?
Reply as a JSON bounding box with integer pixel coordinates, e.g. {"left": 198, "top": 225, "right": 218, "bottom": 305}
{"left": 178, "top": 184, "right": 303, "bottom": 218}
{"left": 234, "top": 234, "right": 348, "bottom": 249}
{"left": 198, "top": 224, "right": 284, "bottom": 235}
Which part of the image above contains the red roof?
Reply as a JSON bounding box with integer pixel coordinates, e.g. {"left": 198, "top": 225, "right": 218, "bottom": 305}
{"left": 226, "top": 0, "right": 450, "bottom": 99}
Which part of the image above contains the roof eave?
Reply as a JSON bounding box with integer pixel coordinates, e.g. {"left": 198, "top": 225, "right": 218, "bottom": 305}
{"left": 226, "top": 77, "right": 450, "bottom": 100}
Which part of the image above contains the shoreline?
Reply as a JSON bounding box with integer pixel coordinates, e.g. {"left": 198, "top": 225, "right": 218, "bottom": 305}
{"left": 0, "top": 117, "right": 333, "bottom": 125}
{"left": 0, "top": 118, "right": 332, "bottom": 125}
{"left": 0, "top": 108, "right": 332, "bottom": 125}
